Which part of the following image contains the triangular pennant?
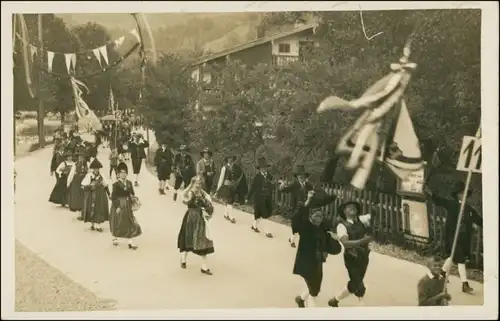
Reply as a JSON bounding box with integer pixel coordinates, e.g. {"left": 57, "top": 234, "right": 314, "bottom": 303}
{"left": 129, "top": 29, "right": 141, "bottom": 43}
{"left": 47, "top": 51, "right": 55, "bottom": 72}
{"left": 64, "top": 53, "right": 73, "bottom": 74}
{"left": 92, "top": 48, "right": 102, "bottom": 68}
{"left": 29, "top": 44, "right": 37, "bottom": 62}
{"left": 98, "top": 45, "right": 109, "bottom": 65}
{"left": 114, "top": 36, "right": 125, "bottom": 49}
{"left": 71, "top": 53, "right": 77, "bottom": 73}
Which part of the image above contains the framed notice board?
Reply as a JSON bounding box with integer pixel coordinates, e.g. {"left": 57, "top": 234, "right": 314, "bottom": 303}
{"left": 397, "top": 163, "right": 426, "bottom": 198}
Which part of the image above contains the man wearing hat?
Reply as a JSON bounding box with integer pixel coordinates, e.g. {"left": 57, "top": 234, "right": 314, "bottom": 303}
{"left": 215, "top": 155, "right": 240, "bottom": 223}
{"left": 279, "top": 164, "right": 315, "bottom": 248}
{"left": 328, "top": 201, "right": 374, "bottom": 308}
{"left": 196, "top": 147, "right": 216, "bottom": 194}
{"left": 155, "top": 141, "right": 174, "bottom": 195}
{"left": 172, "top": 145, "right": 195, "bottom": 202}
{"left": 425, "top": 181, "right": 482, "bottom": 293}
{"left": 247, "top": 157, "right": 275, "bottom": 237}
{"left": 128, "top": 132, "right": 149, "bottom": 187}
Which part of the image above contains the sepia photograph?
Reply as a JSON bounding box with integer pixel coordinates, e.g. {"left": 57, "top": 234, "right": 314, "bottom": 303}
{"left": 2, "top": 1, "right": 498, "bottom": 319}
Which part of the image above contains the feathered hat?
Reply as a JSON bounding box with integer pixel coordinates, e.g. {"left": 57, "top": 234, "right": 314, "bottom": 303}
{"left": 89, "top": 158, "right": 103, "bottom": 169}
{"left": 200, "top": 147, "right": 213, "bottom": 157}
{"left": 224, "top": 155, "right": 237, "bottom": 163}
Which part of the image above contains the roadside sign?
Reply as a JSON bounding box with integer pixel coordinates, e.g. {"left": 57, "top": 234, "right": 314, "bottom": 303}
{"left": 456, "top": 136, "right": 482, "bottom": 173}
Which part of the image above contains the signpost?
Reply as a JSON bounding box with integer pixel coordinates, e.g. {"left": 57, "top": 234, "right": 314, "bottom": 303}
{"left": 443, "top": 127, "right": 482, "bottom": 303}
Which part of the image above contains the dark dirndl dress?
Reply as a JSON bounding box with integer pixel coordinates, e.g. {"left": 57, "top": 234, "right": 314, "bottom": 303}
{"left": 82, "top": 174, "right": 110, "bottom": 224}
{"left": 48, "top": 161, "right": 72, "bottom": 206}
{"left": 177, "top": 192, "right": 215, "bottom": 256}
{"left": 67, "top": 162, "right": 88, "bottom": 212}
{"left": 109, "top": 180, "right": 142, "bottom": 238}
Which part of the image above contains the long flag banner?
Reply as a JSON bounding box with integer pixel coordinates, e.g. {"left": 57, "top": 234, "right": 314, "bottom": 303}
{"left": 71, "top": 77, "right": 102, "bottom": 142}
{"left": 317, "top": 46, "right": 424, "bottom": 190}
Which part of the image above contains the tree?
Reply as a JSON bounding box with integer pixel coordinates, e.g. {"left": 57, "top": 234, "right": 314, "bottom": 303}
{"left": 142, "top": 53, "right": 198, "bottom": 147}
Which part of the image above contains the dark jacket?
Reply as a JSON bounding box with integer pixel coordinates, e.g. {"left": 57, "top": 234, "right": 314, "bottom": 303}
{"left": 154, "top": 147, "right": 173, "bottom": 171}
{"left": 173, "top": 153, "right": 195, "bottom": 179}
{"left": 128, "top": 140, "right": 149, "bottom": 159}
{"left": 247, "top": 171, "right": 274, "bottom": 202}
{"left": 280, "top": 180, "right": 315, "bottom": 214}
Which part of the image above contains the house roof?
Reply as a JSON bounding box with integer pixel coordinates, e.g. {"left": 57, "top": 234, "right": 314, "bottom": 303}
{"left": 191, "top": 22, "right": 319, "bottom": 67}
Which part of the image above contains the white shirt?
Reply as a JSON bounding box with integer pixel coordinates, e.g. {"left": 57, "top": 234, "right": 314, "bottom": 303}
{"left": 81, "top": 172, "right": 109, "bottom": 187}
{"left": 336, "top": 214, "right": 372, "bottom": 239}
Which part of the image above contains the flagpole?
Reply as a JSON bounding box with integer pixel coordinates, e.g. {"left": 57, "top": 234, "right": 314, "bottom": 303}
{"left": 443, "top": 125, "right": 481, "bottom": 300}
{"left": 37, "top": 14, "right": 45, "bottom": 148}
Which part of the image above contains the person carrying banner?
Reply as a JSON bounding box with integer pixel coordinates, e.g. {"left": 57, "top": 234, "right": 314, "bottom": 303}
{"left": 328, "top": 201, "right": 375, "bottom": 307}
{"left": 155, "top": 141, "right": 174, "bottom": 195}
{"left": 424, "top": 181, "right": 482, "bottom": 293}
{"left": 279, "top": 165, "right": 315, "bottom": 248}
{"left": 247, "top": 157, "right": 275, "bottom": 238}
{"left": 292, "top": 188, "right": 340, "bottom": 308}
{"left": 172, "top": 145, "right": 196, "bottom": 202}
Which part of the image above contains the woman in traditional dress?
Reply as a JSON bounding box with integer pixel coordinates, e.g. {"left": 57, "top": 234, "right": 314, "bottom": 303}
{"left": 109, "top": 162, "right": 142, "bottom": 249}
{"left": 177, "top": 176, "right": 215, "bottom": 275}
{"left": 81, "top": 158, "right": 110, "bottom": 232}
{"left": 50, "top": 141, "right": 66, "bottom": 180}
{"left": 48, "top": 151, "right": 74, "bottom": 207}
{"left": 66, "top": 149, "right": 89, "bottom": 217}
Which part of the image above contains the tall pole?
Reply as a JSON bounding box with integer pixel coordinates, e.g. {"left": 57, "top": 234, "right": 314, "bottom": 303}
{"left": 37, "top": 14, "right": 45, "bottom": 148}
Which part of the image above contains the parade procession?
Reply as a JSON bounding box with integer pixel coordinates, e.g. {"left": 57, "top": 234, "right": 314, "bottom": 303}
{"left": 9, "top": 7, "right": 491, "bottom": 315}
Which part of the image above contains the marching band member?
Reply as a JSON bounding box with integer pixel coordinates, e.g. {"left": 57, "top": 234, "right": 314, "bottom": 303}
{"left": 172, "top": 145, "right": 195, "bottom": 202}
{"left": 128, "top": 132, "right": 149, "bottom": 187}
{"left": 48, "top": 151, "right": 74, "bottom": 207}
{"left": 81, "top": 158, "right": 110, "bottom": 232}
{"left": 196, "top": 147, "right": 216, "bottom": 194}
{"left": 292, "top": 188, "right": 340, "bottom": 308}
{"left": 247, "top": 157, "right": 275, "bottom": 238}
{"left": 109, "top": 162, "right": 142, "bottom": 249}
{"left": 155, "top": 141, "right": 174, "bottom": 195}
{"left": 279, "top": 165, "right": 315, "bottom": 248}
{"left": 328, "top": 201, "right": 374, "bottom": 307}
{"left": 177, "top": 176, "right": 215, "bottom": 275}
{"left": 425, "top": 182, "right": 482, "bottom": 293}
{"left": 67, "top": 149, "right": 89, "bottom": 218}
{"left": 216, "top": 155, "right": 239, "bottom": 224}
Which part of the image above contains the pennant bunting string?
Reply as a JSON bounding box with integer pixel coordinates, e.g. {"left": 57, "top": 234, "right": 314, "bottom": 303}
{"left": 47, "top": 51, "right": 55, "bottom": 73}
{"left": 98, "top": 45, "right": 109, "bottom": 65}
{"left": 92, "top": 48, "right": 102, "bottom": 68}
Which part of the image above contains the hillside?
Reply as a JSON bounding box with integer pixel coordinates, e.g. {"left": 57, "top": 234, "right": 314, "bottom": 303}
{"left": 57, "top": 13, "right": 263, "bottom": 56}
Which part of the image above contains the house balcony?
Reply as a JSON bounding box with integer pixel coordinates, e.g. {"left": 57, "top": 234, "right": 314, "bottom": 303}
{"left": 272, "top": 54, "right": 301, "bottom": 67}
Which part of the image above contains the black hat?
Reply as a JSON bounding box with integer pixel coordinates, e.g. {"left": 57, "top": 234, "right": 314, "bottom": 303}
{"left": 451, "top": 181, "right": 473, "bottom": 198}
{"left": 89, "top": 158, "right": 103, "bottom": 169}
{"left": 117, "top": 162, "right": 128, "bottom": 173}
{"left": 64, "top": 150, "right": 74, "bottom": 158}
{"left": 293, "top": 164, "right": 309, "bottom": 177}
{"left": 337, "top": 201, "right": 362, "bottom": 220}
{"left": 200, "top": 147, "right": 213, "bottom": 157}
{"left": 224, "top": 155, "right": 237, "bottom": 163}
{"left": 256, "top": 157, "right": 269, "bottom": 169}
{"left": 179, "top": 144, "right": 188, "bottom": 151}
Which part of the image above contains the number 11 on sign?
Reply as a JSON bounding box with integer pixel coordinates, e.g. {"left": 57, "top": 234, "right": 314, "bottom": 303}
{"left": 456, "top": 136, "right": 482, "bottom": 173}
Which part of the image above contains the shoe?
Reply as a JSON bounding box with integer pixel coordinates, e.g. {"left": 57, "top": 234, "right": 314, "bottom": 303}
{"left": 96, "top": 227, "right": 103, "bottom": 232}
{"left": 230, "top": 218, "right": 236, "bottom": 224}
{"left": 173, "top": 193, "right": 178, "bottom": 202}
{"left": 201, "top": 268, "right": 213, "bottom": 275}
{"left": 328, "top": 298, "right": 339, "bottom": 307}
{"left": 462, "top": 282, "right": 474, "bottom": 293}
{"left": 289, "top": 236, "right": 296, "bottom": 248}
{"left": 251, "top": 226, "right": 260, "bottom": 233}
{"left": 112, "top": 239, "right": 119, "bottom": 246}
{"left": 134, "top": 181, "right": 139, "bottom": 187}
{"left": 77, "top": 216, "right": 83, "bottom": 221}
{"left": 90, "top": 225, "right": 95, "bottom": 231}
{"left": 295, "top": 296, "right": 305, "bottom": 308}
{"left": 265, "top": 233, "right": 273, "bottom": 238}
{"left": 180, "top": 261, "right": 187, "bottom": 269}
{"left": 128, "top": 244, "right": 138, "bottom": 250}
{"left": 159, "top": 188, "right": 165, "bottom": 195}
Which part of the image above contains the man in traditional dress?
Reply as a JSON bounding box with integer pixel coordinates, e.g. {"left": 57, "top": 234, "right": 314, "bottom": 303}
{"left": 196, "top": 147, "right": 216, "bottom": 194}
{"left": 128, "top": 132, "right": 149, "bottom": 187}
{"left": 172, "top": 145, "right": 195, "bottom": 202}
{"left": 215, "top": 155, "right": 240, "bottom": 223}
{"left": 155, "top": 141, "right": 174, "bottom": 195}
{"left": 425, "top": 181, "right": 482, "bottom": 293}
{"left": 232, "top": 158, "right": 248, "bottom": 205}
{"left": 247, "top": 157, "right": 275, "bottom": 238}
{"left": 279, "top": 165, "right": 315, "bottom": 248}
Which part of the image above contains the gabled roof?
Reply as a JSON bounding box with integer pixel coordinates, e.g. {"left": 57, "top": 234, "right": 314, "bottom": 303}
{"left": 192, "top": 22, "right": 319, "bottom": 67}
